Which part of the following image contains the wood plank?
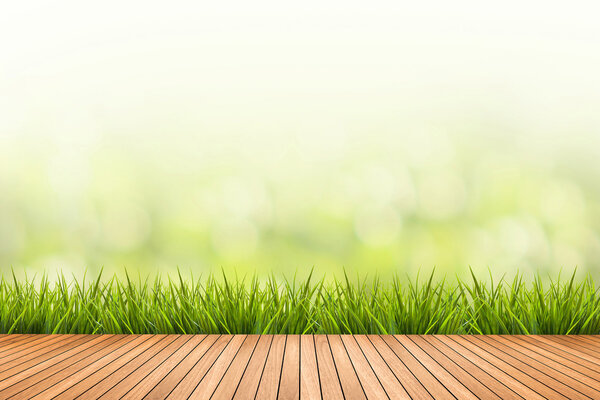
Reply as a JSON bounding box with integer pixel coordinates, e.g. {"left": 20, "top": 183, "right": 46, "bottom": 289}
{"left": 232, "top": 335, "right": 273, "bottom": 400}
{"left": 433, "top": 336, "right": 544, "bottom": 400}
{"left": 572, "top": 336, "right": 600, "bottom": 346}
{"left": 513, "top": 335, "right": 600, "bottom": 375}
{"left": 0, "top": 334, "right": 88, "bottom": 375}
{"left": 0, "top": 335, "right": 60, "bottom": 361}
{"left": 77, "top": 335, "right": 179, "bottom": 399}
{"left": 96, "top": 335, "right": 192, "bottom": 399}
{"left": 374, "top": 335, "right": 453, "bottom": 399}
{"left": 212, "top": 335, "right": 261, "bottom": 399}
{"left": 352, "top": 335, "right": 411, "bottom": 400}
{"left": 494, "top": 337, "right": 600, "bottom": 386}
{"left": 546, "top": 336, "right": 600, "bottom": 357}
{"left": 118, "top": 335, "right": 207, "bottom": 399}
{"left": 0, "top": 334, "right": 598, "bottom": 400}
{"left": 165, "top": 335, "right": 232, "bottom": 399}
{"left": 393, "top": 335, "right": 479, "bottom": 400}
{"left": 10, "top": 335, "right": 137, "bottom": 399}
{"left": 327, "top": 335, "right": 367, "bottom": 400}
{"left": 0, "top": 335, "right": 37, "bottom": 348}
{"left": 339, "top": 335, "right": 389, "bottom": 400}
{"left": 314, "top": 335, "right": 343, "bottom": 400}
{"left": 363, "top": 335, "right": 432, "bottom": 399}
{"left": 255, "top": 334, "right": 286, "bottom": 400}
{"left": 300, "top": 335, "right": 321, "bottom": 400}
{"left": 145, "top": 335, "right": 220, "bottom": 400}
{"left": 465, "top": 335, "right": 590, "bottom": 400}
{"left": 42, "top": 335, "right": 162, "bottom": 400}
{"left": 0, "top": 335, "right": 108, "bottom": 391}
{"left": 410, "top": 335, "right": 506, "bottom": 399}
{"left": 278, "top": 335, "right": 300, "bottom": 400}
{"left": 447, "top": 335, "right": 569, "bottom": 400}
{"left": 187, "top": 334, "right": 247, "bottom": 399}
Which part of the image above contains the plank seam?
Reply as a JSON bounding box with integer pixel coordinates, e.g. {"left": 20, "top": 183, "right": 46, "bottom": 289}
{"left": 472, "top": 335, "right": 594, "bottom": 399}
{"left": 87, "top": 335, "right": 184, "bottom": 399}
{"left": 275, "top": 334, "right": 288, "bottom": 400}
{"left": 325, "top": 335, "right": 349, "bottom": 400}
{"left": 486, "top": 336, "right": 600, "bottom": 389}
{"left": 139, "top": 335, "right": 209, "bottom": 399}
{"left": 184, "top": 335, "right": 240, "bottom": 399}
{"left": 429, "top": 336, "right": 525, "bottom": 400}
{"left": 406, "top": 335, "right": 494, "bottom": 399}
{"left": 251, "top": 335, "right": 274, "bottom": 400}
{"left": 228, "top": 336, "right": 263, "bottom": 399}
{"left": 0, "top": 335, "right": 108, "bottom": 385}
{"left": 72, "top": 335, "right": 169, "bottom": 400}
{"left": 8, "top": 335, "right": 137, "bottom": 399}
{"left": 363, "top": 336, "right": 415, "bottom": 398}
{"left": 0, "top": 335, "right": 96, "bottom": 378}
{"left": 312, "top": 335, "right": 324, "bottom": 400}
{"left": 337, "top": 336, "right": 372, "bottom": 400}
{"left": 523, "top": 336, "right": 600, "bottom": 368}
{"left": 117, "top": 335, "right": 196, "bottom": 399}
{"left": 205, "top": 335, "right": 249, "bottom": 399}
{"left": 388, "top": 336, "right": 458, "bottom": 400}
{"left": 161, "top": 335, "right": 223, "bottom": 399}
{"left": 446, "top": 336, "right": 563, "bottom": 399}
{"left": 350, "top": 336, "right": 393, "bottom": 400}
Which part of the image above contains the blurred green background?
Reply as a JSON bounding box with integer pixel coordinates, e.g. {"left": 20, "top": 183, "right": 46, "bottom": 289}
{"left": 1, "top": 1, "right": 600, "bottom": 280}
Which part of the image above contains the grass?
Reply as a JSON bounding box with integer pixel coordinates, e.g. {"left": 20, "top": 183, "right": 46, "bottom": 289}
{"left": 0, "top": 269, "right": 599, "bottom": 335}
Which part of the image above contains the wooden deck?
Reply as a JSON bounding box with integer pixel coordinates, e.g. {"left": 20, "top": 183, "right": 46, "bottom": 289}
{"left": 0, "top": 335, "right": 598, "bottom": 399}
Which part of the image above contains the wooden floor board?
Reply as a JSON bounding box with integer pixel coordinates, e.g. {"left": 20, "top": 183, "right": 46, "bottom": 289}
{"left": 435, "top": 335, "right": 545, "bottom": 400}
{"left": 123, "top": 335, "right": 207, "bottom": 399}
{"left": 97, "top": 335, "right": 192, "bottom": 399}
{"left": 13, "top": 335, "right": 136, "bottom": 400}
{"left": 339, "top": 335, "right": 390, "bottom": 400}
{"left": 187, "top": 334, "right": 246, "bottom": 399}
{"left": 211, "top": 335, "right": 260, "bottom": 400}
{"left": 353, "top": 335, "right": 411, "bottom": 400}
{"left": 144, "top": 334, "right": 218, "bottom": 400}
{"left": 0, "top": 334, "right": 597, "bottom": 399}
{"left": 326, "top": 335, "right": 366, "bottom": 400}
{"left": 0, "top": 335, "right": 60, "bottom": 361}
{"left": 165, "top": 335, "right": 233, "bottom": 399}
{"left": 314, "top": 335, "right": 343, "bottom": 400}
{"left": 34, "top": 335, "right": 155, "bottom": 400}
{"left": 79, "top": 335, "right": 180, "bottom": 399}
{"left": 299, "top": 335, "right": 320, "bottom": 400}
{"left": 466, "top": 335, "right": 590, "bottom": 400}
{"left": 232, "top": 335, "right": 273, "bottom": 400}
{"left": 548, "top": 335, "right": 600, "bottom": 357}
{"left": 513, "top": 335, "right": 600, "bottom": 375}
{"left": 410, "top": 335, "right": 505, "bottom": 399}
{"left": 0, "top": 335, "right": 108, "bottom": 391}
{"left": 254, "top": 334, "right": 286, "bottom": 400}
{"left": 484, "top": 336, "right": 600, "bottom": 396}
{"left": 53, "top": 335, "right": 166, "bottom": 400}
{"left": 277, "top": 335, "right": 300, "bottom": 400}
{"left": 393, "top": 335, "right": 477, "bottom": 400}
{"left": 448, "top": 335, "right": 569, "bottom": 400}
{"left": 0, "top": 334, "right": 89, "bottom": 375}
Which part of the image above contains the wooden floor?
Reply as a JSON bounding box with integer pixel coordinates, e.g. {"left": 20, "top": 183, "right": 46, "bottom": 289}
{"left": 0, "top": 335, "right": 598, "bottom": 399}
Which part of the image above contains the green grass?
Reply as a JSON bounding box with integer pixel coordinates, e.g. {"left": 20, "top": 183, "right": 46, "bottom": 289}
{"left": 0, "top": 270, "right": 599, "bottom": 335}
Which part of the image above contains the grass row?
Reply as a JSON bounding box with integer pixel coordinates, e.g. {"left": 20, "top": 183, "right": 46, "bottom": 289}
{"left": 0, "top": 270, "right": 599, "bottom": 335}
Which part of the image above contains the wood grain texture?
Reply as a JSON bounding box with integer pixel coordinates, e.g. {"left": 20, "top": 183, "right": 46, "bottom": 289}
{"left": 327, "top": 335, "right": 366, "bottom": 400}
{"left": 255, "top": 334, "right": 286, "bottom": 400}
{"left": 0, "top": 334, "right": 597, "bottom": 399}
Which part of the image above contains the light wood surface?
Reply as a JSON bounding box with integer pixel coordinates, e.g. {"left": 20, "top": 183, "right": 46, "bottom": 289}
{"left": 0, "top": 334, "right": 598, "bottom": 399}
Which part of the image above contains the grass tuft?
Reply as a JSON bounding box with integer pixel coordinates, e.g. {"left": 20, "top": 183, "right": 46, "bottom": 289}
{"left": 0, "top": 269, "right": 598, "bottom": 334}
